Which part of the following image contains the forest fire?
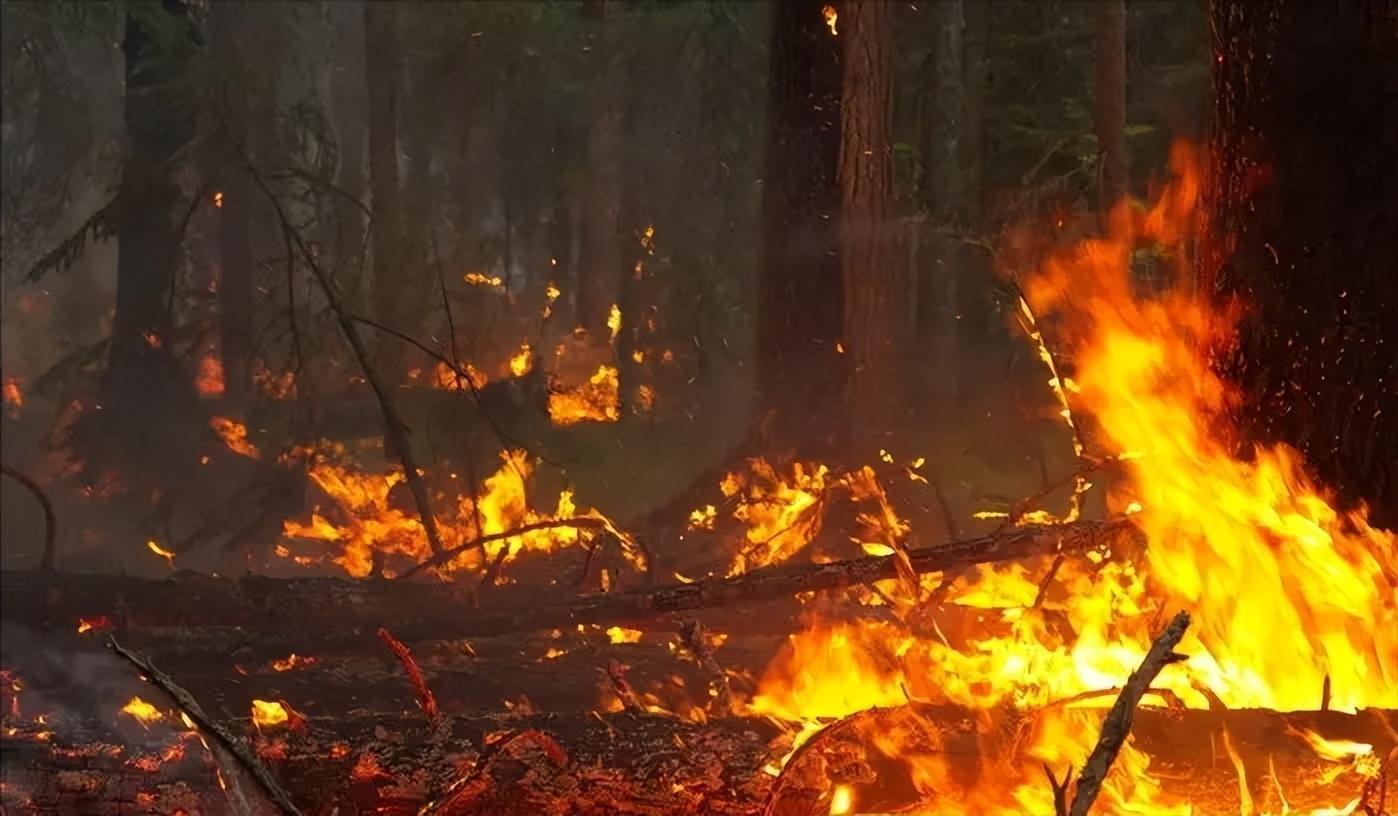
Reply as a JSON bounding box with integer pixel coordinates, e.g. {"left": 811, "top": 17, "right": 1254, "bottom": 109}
{"left": 2, "top": 0, "right": 1395, "bottom": 813}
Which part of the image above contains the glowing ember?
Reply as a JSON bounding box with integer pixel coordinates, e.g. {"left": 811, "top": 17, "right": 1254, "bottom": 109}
{"left": 464, "top": 271, "right": 503, "bottom": 288}
{"left": 270, "top": 653, "right": 318, "bottom": 672}
{"left": 146, "top": 540, "right": 176, "bottom": 567}
{"left": 543, "top": 282, "right": 561, "bottom": 318}
{"left": 2, "top": 377, "right": 22, "bottom": 418}
{"left": 548, "top": 364, "right": 620, "bottom": 426}
{"left": 76, "top": 616, "right": 113, "bottom": 634}
{"left": 252, "top": 362, "right": 296, "bottom": 399}
{"left": 606, "top": 626, "right": 643, "bottom": 644}
{"left": 120, "top": 697, "right": 163, "bottom": 726}
{"left": 194, "top": 353, "right": 225, "bottom": 398}
{"left": 212, "top": 190, "right": 224, "bottom": 208}
{"left": 209, "top": 416, "right": 259, "bottom": 458}
{"left": 250, "top": 699, "right": 289, "bottom": 728}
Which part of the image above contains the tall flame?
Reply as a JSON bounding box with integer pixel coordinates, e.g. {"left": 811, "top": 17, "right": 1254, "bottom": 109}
{"left": 748, "top": 142, "right": 1396, "bottom": 813}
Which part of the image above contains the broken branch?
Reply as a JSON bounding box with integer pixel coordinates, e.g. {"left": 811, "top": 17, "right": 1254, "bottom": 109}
{"left": 107, "top": 636, "right": 302, "bottom": 815}
{"left": 1066, "top": 610, "right": 1191, "bottom": 816}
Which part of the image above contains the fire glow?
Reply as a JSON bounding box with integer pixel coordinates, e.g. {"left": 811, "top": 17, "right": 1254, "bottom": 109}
{"left": 743, "top": 143, "right": 1397, "bottom": 814}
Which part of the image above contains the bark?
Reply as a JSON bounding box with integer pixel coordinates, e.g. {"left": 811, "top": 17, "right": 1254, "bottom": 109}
{"left": 364, "top": 0, "right": 405, "bottom": 378}
{"left": 918, "top": 0, "right": 965, "bottom": 415}
{"left": 758, "top": 0, "right": 845, "bottom": 456}
{"left": 0, "top": 519, "right": 1128, "bottom": 641}
{"left": 1095, "top": 0, "right": 1128, "bottom": 213}
{"left": 330, "top": 0, "right": 367, "bottom": 309}
{"left": 840, "top": 0, "right": 903, "bottom": 445}
{"left": 577, "top": 0, "right": 626, "bottom": 337}
{"left": 1203, "top": 0, "right": 1398, "bottom": 525}
{"left": 101, "top": 0, "right": 212, "bottom": 504}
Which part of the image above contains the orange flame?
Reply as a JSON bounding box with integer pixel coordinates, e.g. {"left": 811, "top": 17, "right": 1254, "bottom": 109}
{"left": 195, "top": 354, "right": 225, "bottom": 398}
{"left": 747, "top": 142, "right": 1395, "bottom": 813}
{"left": 548, "top": 364, "right": 620, "bottom": 425}
{"left": 2, "top": 377, "right": 22, "bottom": 418}
{"left": 209, "top": 416, "right": 259, "bottom": 458}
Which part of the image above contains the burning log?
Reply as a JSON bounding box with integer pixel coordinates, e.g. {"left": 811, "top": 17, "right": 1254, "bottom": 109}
{"left": 0, "top": 518, "right": 1130, "bottom": 641}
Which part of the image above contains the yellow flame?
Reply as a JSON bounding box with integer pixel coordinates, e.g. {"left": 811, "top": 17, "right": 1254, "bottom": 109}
{"left": 121, "top": 697, "right": 163, "bottom": 726}
{"left": 250, "top": 699, "right": 289, "bottom": 728}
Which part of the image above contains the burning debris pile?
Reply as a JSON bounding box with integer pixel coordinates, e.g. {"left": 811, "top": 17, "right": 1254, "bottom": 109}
{"left": 2, "top": 143, "right": 1394, "bottom": 815}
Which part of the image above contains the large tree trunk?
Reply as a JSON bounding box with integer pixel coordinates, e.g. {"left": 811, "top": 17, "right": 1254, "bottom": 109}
{"left": 1204, "top": 0, "right": 1398, "bottom": 525}
{"left": 840, "top": 0, "right": 902, "bottom": 447}
{"left": 101, "top": 1, "right": 211, "bottom": 506}
{"left": 758, "top": 0, "right": 845, "bottom": 456}
{"left": 1095, "top": 0, "right": 1128, "bottom": 213}
{"left": 578, "top": 0, "right": 626, "bottom": 338}
{"left": 918, "top": 0, "right": 965, "bottom": 417}
{"left": 364, "top": 0, "right": 404, "bottom": 378}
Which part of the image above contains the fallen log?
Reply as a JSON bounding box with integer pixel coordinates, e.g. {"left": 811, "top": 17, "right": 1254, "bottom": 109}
{"left": 0, "top": 518, "right": 1131, "bottom": 641}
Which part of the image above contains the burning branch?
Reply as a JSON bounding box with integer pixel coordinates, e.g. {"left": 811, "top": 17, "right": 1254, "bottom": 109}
{"left": 245, "top": 162, "right": 448, "bottom": 559}
{"left": 1056, "top": 610, "right": 1192, "bottom": 816}
{"left": 1, "top": 463, "right": 57, "bottom": 571}
{"left": 107, "top": 636, "right": 302, "bottom": 815}
{"left": 396, "top": 517, "right": 611, "bottom": 580}
{"left": 377, "top": 627, "right": 441, "bottom": 725}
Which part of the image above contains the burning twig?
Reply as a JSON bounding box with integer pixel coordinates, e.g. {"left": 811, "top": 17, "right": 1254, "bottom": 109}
{"left": 377, "top": 627, "right": 441, "bottom": 725}
{"left": 395, "top": 517, "right": 610, "bottom": 580}
{"left": 605, "top": 658, "right": 645, "bottom": 714}
{"left": 678, "top": 618, "right": 734, "bottom": 716}
{"left": 246, "top": 161, "right": 448, "bottom": 559}
{"left": 1058, "top": 610, "right": 1191, "bottom": 816}
{"left": 1, "top": 463, "right": 57, "bottom": 571}
{"left": 107, "top": 636, "right": 302, "bottom": 815}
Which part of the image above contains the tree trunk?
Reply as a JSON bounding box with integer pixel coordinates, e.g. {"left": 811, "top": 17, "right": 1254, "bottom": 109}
{"left": 1204, "top": 0, "right": 1398, "bottom": 526}
{"left": 102, "top": 0, "right": 210, "bottom": 502}
{"left": 578, "top": 0, "right": 626, "bottom": 338}
{"left": 364, "top": 0, "right": 404, "bottom": 378}
{"left": 758, "top": 0, "right": 844, "bottom": 456}
{"left": 1095, "top": 0, "right": 1128, "bottom": 213}
{"left": 918, "top": 0, "right": 965, "bottom": 417}
{"left": 840, "top": 0, "right": 902, "bottom": 447}
{"left": 330, "top": 0, "right": 367, "bottom": 310}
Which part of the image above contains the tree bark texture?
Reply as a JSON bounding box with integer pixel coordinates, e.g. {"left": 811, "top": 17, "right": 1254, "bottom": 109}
{"left": 840, "top": 0, "right": 904, "bottom": 442}
{"left": 1203, "top": 0, "right": 1398, "bottom": 525}
{"left": 758, "top": 0, "right": 845, "bottom": 456}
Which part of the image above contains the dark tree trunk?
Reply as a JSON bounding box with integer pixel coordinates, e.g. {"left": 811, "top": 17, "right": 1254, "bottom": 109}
{"left": 331, "top": 0, "right": 368, "bottom": 310}
{"left": 758, "top": 0, "right": 844, "bottom": 456}
{"left": 840, "top": 0, "right": 902, "bottom": 446}
{"left": 578, "top": 0, "right": 626, "bottom": 338}
{"left": 102, "top": 0, "right": 211, "bottom": 503}
{"left": 1204, "top": 0, "right": 1398, "bottom": 525}
{"left": 209, "top": 2, "right": 256, "bottom": 404}
{"left": 364, "top": 0, "right": 404, "bottom": 377}
{"left": 1095, "top": 0, "right": 1128, "bottom": 213}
